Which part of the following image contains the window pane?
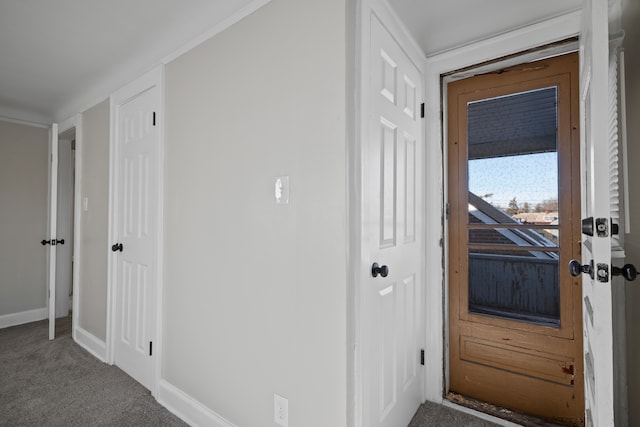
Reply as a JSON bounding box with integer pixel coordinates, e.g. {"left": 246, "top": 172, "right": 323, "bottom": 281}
{"left": 466, "top": 86, "right": 560, "bottom": 326}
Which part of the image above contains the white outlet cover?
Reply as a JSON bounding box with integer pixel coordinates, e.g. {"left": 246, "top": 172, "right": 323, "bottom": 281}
{"left": 274, "top": 393, "right": 289, "bottom": 426}
{"left": 275, "top": 176, "right": 289, "bottom": 205}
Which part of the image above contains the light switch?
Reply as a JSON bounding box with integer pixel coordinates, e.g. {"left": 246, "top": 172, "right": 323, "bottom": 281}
{"left": 83, "top": 197, "right": 89, "bottom": 212}
{"left": 275, "top": 176, "right": 289, "bottom": 205}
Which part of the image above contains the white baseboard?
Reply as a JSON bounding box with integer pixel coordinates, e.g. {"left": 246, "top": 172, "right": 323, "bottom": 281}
{"left": 157, "top": 379, "right": 237, "bottom": 427}
{"left": 74, "top": 326, "right": 107, "bottom": 362}
{"left": 0, "top": 307, "right": 47, "bottom": 329}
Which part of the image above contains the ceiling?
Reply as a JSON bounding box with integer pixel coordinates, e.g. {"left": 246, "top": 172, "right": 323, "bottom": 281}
{"left": 0, "top": 0, "right": 583, "bottom": 125}
{"left": 0, "top": 0, "right": 258, "bottom": 124}
{"left": 387, "top": 0, "right": 583, "bottom": 55}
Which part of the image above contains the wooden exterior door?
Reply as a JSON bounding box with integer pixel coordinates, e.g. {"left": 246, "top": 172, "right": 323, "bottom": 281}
{"left": 448, "top": 53, "right": 584, "bottom": 425}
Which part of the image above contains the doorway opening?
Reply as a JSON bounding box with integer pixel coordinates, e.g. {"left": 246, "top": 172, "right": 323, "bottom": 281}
{"left": 54, "top": 126, "right": 76, "bottom": 338}
{"left": 446, "top": 52, "right": 583, "bottom": 425}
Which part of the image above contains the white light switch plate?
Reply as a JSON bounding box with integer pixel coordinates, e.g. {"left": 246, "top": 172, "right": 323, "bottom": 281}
{"left": 275, "top": 176, "right": 289, "bottom": 205}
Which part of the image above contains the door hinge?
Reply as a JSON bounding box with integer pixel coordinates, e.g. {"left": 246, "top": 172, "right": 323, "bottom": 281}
{"left": 420, "top": 349, "right": 425, "bottom": 366}
{"left": 420, "top": 103, "right": 425, "bottom": 118}
{"left": 152, "top": 112, "right": 156, "bottom": 126}
{"left": 445, "top": 203, "right": 450, "bottom": 220}
{"left": 149, "top": 341, "right": 153, "bottom": 356}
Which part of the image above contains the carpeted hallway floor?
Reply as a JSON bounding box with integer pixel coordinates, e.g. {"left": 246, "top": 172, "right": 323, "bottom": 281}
{"left": 0, "top": 318, "right": 186, "bottom": 426}
{"left": 1, "top": 318, "right": 502, "bottom": 427}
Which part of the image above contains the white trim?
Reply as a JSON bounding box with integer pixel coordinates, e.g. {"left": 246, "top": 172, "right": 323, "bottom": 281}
{"left": 0, "top": 308, "right": 47, "bottom": 329}
{"left": 74, "top": 326, "right": 107, "bottom": 362}
{"left": 423, "top": 10, "right": 581, "bottom": 403}
{"left": 354, "top": 1, "right": 427, "bottom": 426}
{"left": 157, "top": 380, "right": 238, "bottom": 427}
{"left": 47, "top": 123, "right": 59, "bottom": 341}
{"left": 107, "top": 66, "right": 164, "bottom": 395}
{"left": 153, "top": 66, "right": 167, "bottom": 399}
{"left": 71, "top": 114, "right": 83, "bottom": 344}
{"left": 0, "top": 107, "right": 51, "bottom": 126}
{"left": 106, "top": 93, "right": 116, "bottom": 364}
{"left": 58, "top": 115, "right": 77, "bottom": 136}
{"left": 161, "top": 0, "right": 273, "bottom": 64}
{"left": 0, "top": 115, "right": 49, "bottom": 129}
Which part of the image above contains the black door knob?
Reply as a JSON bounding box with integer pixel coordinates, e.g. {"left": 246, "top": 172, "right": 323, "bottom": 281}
{"left": 372, "top": 262, "right": 389, "bottom": 278}
{"left": 569, "top": 259, "right": 594, "bottom": 279}
{"left": 612, "top": 264, "right": 637, "bottom": 281}
{"left": 41, "top": 239, "right": 51, "bottom": 246}
{"left": 112, "top": 243, "right": 123, "bottom": 252}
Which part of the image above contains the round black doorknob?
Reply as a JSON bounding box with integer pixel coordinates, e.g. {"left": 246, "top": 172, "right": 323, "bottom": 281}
{"left": 112, "top": 243, "right": 123, "bottom": 252}
{"left": 612, "top": 264, "right": 637, "bottom": 281}
{"left": 569, "top": 259, "right": 593, "bottom": 278}
{"left": 372, "top": 262, "right": 389, "bottom": 278}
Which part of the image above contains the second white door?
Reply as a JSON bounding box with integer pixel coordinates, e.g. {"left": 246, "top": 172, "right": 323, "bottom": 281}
{"left": 112, "top": 82, "right": 161, "bottom": 391}
{"left": 364, "top": 14, "right": 424, "bottom": 427}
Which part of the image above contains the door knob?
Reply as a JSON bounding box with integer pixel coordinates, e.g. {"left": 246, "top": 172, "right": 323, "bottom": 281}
{"left": 41, "top": 239, "right": 64, "bottom": 246}
{"left": 112, "top": 243, "right": 123, "bottom": 252}
{"left": 569, "top": 259, "right": 594, "bottom": 279}
{"left": 371, "top": 262, "right": 389, "bottom": 278}
{"left": 612, "top": 264, "right": 637, "bottom": 281}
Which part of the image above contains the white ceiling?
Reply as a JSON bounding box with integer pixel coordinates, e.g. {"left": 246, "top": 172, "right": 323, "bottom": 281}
{"left": 387, "top": 0, "right": 583, "bottom": 56}
{"left": 0, "top": 0, "right": 583, "bottom": 125}
{"left": 0, "top": 0, "right": 258, "bottom": 124}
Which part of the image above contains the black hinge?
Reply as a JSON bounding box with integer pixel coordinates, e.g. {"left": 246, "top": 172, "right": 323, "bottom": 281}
{"left": 152, "top": 112, "right": 156, "bottom": 126}
{"left": 420, "top": 103, "right": 425, "bottom": 118}
{"left": 420, "top": 349, "right": 425, "bottom": 365}
{"left": 149, "top": 341, "right": 153, "bottom": 356}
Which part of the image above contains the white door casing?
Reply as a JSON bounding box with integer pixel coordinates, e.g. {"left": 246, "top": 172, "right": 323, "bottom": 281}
{"left": 363, "top": 13, "right": 424, "bottom": 427}
{"left": 55, "top": 138, "right": 74, "bottom": 318}
{"left": 47, "top": 123, "right": 59, "bottom": 340}
{"left": 578, "top": 0, "right": 628, "bottom": 425}
{"left": 109, "top": 68, "right": 163, "bottom": 392}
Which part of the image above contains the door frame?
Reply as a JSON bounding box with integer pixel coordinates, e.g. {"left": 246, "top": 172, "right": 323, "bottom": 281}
{"left": 426, "top": 12, "right": 582, "bottom": 402}
{"left": 58, "top": 114, "right": 82, "bottom": 342}
{"left": 60, "top": 115, "right": 83, "bottom": 343}
{"left": 46, "top": 122, "right": 58, "bottom": 340}
{"left": 425, "top": 6, "right": 596, "bottom": 412}
{"left": 106, "top": 66, "right": 165, "bottom": 397}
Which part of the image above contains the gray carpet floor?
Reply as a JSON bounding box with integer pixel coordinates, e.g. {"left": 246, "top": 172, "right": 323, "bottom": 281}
{"left": 0, "top": 318, "right": 186, "bottom": 427}
{"left": 408, "top": 401, "right": 500, "bottom": 427}
{"left": 1, "top": 318, "right": 503, "bottom": 427}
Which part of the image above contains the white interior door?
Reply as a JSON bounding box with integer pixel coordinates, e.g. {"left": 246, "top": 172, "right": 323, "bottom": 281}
{"left": 112, "top": 84, "right": 160, "bottom": 391}
{"left": 577, "top": 0, "right": 624, "bottom": 425}
{"left": 46, "top": 123, "right": 58, "bottom": 340}
{"left": 363, "top": 14, "right": 423, "bottom": 427}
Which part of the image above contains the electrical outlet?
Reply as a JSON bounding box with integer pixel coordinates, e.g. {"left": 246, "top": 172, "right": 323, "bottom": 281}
{"left": 274, "top": 393, "right": 288, "bottom": 426}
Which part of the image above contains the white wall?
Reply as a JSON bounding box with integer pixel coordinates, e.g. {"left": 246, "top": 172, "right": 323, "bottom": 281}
{"left": 163, "top": 0, "right": 348, "bottom": 425}
{"left": 78, "top": 100, "right": 110, "bottom": 341}
{"left": 622, "top": 0, "right": 640, "bottom": 422}
{"left": 0, "top": 121, "right": 48, "bottom": 318}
